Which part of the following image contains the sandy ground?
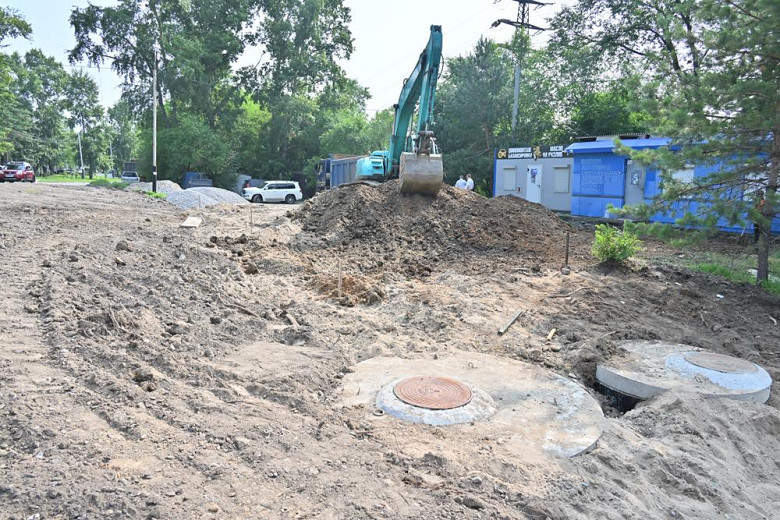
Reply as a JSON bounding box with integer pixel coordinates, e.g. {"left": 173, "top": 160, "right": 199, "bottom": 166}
{"left": 1, "top": 182, "right": 779, "bottom": 519}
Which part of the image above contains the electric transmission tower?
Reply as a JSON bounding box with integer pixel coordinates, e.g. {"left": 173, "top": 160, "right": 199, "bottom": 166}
{"left": 492, "top": 0, "right": 549, "bottom": 141}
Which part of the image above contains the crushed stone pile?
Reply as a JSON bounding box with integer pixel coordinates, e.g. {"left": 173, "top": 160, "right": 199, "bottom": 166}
{"left": 126, "top": 180, "right": 182, "bottom": 196}
{"left": 292, "top": 180, "right": 571, "bottom": 274}
{"left": 166, "top": 187, "right": 248, "bottom": 209}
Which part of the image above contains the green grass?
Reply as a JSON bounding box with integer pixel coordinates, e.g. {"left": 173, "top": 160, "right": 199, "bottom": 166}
{"left": 144, "top": 190, "right": 167, "bottom": 199}
{"left": 37, "top": 174, "right": 94, "bottom": 183}
{"left": 690, "top": 254, "right": 780, "bottom": 296}
{"left": 89, "top": 178, "right": 129, "bottom": 189}
{"left": 693, "top": 262, "right": 755, "bottom": 283}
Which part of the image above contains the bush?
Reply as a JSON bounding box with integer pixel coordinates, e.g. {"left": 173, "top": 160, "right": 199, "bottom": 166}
{"left": 89, "top": 178, "right": 128, "bottom": 189}
{"left": 591, "top": 224, "right": 642, "bottom": 263}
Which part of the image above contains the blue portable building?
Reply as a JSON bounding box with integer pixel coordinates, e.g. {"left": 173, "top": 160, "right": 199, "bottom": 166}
{"left": 565, "top": 137, "right": 779, "bottom": 233}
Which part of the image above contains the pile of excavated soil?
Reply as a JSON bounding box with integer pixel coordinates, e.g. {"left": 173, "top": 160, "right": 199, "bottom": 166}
{"left": 292, "top": 180, "right": 571, "bottom": 274}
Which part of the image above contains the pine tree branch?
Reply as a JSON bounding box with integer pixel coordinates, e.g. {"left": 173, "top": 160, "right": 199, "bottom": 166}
{"left": 720, "top": 0, "right": 762, "bottom": 22}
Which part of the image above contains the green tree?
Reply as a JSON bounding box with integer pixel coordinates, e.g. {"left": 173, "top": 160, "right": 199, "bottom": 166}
{"left": 435, "top": 37, "right": 512, "bottom": 192}
{"left": 241, "top": 0, "right": 355, "bottom": 177}
{"left": 319, "top": 109, "right": 370, "bottom": 156}
{"left": 0, "top": 6, "right": 31, "bottom": 45}
{"left": 107, "top": 100, "right": 139, "bottom": 172}
{"left": 70, "top": 0, "right": 357, "bottom": 182}
{"left": 9, "top": 50, "right": 70, "bottom": 172}
{"left": 363, "top": 108, "right": 393, "bottom": 152}
{"left": 70, "top": 0, "right": 260, "bottom": 124}
{"left": 138, "top": 111, "right": 231, "bottom": 187}
{"left": 65, "top": 70, "right": 105, "bottom": 177}
{"left": 554, "top": 0, "right": 779, "bottom": 283}
{"left": 0, "top": 7, "right": 32, "bottom": 156}
{"left": 569, "top": 86, "right": 651, "bottom": 138}
{"left": 230, "top": 96, "right": 272, "bottom": 178}
{"left": 317, "top": 107, "right": 393, "bottom": 158}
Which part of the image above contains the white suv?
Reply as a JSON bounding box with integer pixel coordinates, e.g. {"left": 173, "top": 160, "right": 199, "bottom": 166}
{"left": 243, "top": 181, "right": 303, "bottom": 204}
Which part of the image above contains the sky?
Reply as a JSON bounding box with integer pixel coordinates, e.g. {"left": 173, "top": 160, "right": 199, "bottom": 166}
{"left": 4, "top": 0, "right": 564, "bottom": 112}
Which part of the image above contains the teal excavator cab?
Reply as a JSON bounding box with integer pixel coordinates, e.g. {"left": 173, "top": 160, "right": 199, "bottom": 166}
{"left": 356, "top": 25, "right": 444, "bottom": 195}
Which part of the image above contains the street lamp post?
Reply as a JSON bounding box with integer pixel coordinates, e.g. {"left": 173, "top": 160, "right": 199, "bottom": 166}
{"left": 152, "top": 45, "right": 158, "bottom": 193}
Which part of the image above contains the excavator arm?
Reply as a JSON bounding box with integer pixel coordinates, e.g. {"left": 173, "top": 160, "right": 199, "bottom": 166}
{"left": 389, "top": 25, "right": 442, "bottom": 167}
{"left": 388, "top": 25, "right": 444, "bottom": 195}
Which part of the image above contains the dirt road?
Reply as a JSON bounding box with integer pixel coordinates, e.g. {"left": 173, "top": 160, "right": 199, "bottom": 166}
{"left": 1, "top": 183, "right": 779, "bottom": 519}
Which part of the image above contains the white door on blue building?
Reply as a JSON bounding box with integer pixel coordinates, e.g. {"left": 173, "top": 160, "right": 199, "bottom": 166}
{"left": 526, "top": 164, "right": 542, "bottom": 203}
{"left": 625, "top": 161, "right": 645, "bottom": 207}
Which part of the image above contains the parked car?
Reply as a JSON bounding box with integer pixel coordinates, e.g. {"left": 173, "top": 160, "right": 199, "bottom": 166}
{"left": 181, "top": 171, "right": 212, "bottom": 189}
{"left": 2, "top": 162, "right": 35, "bottom": 183}
{"left": 120, "top": 172, "right": 140, "bottom": 183}
{"left": 243, "top": 181, "right": 303, "bottom": 204}
{"left": 235, "top": 174, "right": 265, "bottom": 193}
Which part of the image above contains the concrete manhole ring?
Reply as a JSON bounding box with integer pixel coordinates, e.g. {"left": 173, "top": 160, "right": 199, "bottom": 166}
{"left": 683, "top": 352, "right": 758, "bottom": 374}
{"left": 339, "top": 354, "right": 606, "bottom": 457}
{"left": 393, "top": 376, "right": 472, "bottom": 410}
{"left": 596, "top": 341, "right": 773, "bottom": 404}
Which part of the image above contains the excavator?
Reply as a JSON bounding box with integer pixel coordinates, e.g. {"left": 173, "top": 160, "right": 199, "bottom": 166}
{"left": 355, "top": 25, "right": 444, "bottom": 196}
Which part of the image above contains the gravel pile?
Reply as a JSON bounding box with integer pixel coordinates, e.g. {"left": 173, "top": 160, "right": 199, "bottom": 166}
{"left": 166, "top": 187, "right": 248, "bottom": 209}
{"left": 126, "top": 180, "right": 182, "bottom": 196}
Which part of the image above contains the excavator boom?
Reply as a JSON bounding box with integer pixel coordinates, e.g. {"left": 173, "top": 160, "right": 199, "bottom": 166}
{"left": 391, "top": 25, "right": 444, "bottom": 195}
{"left": 353, "top": 25, "right": 444, "bottom": 195}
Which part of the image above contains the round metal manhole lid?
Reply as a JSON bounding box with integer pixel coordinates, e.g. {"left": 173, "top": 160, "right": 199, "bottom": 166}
{"left": 393, "top": 376, "right": 473, "bottom": 410}
{"left": 683, "top": 352, "right": 758, "bottom": 374}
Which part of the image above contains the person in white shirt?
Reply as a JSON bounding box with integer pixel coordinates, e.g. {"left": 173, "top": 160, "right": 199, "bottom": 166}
{"left": 465, "top": 174, "right": 475, "bottom": 191}
{"left": 455, "top": 175, "right": 467, "bottom": 189}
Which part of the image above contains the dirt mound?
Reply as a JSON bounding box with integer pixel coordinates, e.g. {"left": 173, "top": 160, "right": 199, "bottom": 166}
{"left": 293, "top": 180, "right": 570, "bottom": 272}
{"left": 310, "top": 272, "right": 385, "bottom": 306}
{"left": 554, "top": 392, "right": 780, "bottom": 519}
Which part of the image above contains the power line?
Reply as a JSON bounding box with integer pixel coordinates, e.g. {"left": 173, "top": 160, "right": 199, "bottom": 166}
{"left": 358, "top": 2, "right": 500, "bottom": 85}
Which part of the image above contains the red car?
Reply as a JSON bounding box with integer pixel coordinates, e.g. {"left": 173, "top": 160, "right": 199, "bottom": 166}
{"left": 2, "top": 162, "right": 36, "bottom": 182}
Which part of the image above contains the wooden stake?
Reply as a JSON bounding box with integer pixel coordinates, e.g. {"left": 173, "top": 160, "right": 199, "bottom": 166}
{"left": 564, "top": 231, "right": 570, "bottom": 267}
{"left": 287, "top": 312, "right": 299, "bottom": 328}
{"left": 498, "top": 310, "right": 526, "bottom": 335}
{"left": 338, "top": 257, "right": 343, "bottom": 298}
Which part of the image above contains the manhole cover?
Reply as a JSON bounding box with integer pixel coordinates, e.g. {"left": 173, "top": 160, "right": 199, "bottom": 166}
{"left": 684, "top": 352, "right": 758, "bottom": 374}
{"left": 393, "top": 376, "right": 472, "bottom": 410}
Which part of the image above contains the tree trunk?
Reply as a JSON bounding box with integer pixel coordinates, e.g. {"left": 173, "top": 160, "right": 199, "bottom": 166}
{"left": 757, "top": 125, "right": 779, "bottom": 283}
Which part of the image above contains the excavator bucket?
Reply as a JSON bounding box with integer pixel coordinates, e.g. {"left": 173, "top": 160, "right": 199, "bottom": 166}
{"left": 398, "top": 152, "right": 443, "bottom": 196}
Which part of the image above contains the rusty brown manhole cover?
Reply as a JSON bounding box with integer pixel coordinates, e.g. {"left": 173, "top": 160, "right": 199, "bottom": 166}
{"left": 684, "top": 352, "right": 758, "bottom": 374}
{"left": 393, "top": 376, "right": 472, "bottom": 410}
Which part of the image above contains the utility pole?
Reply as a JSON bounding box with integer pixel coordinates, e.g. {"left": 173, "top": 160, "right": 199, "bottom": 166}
{"left": 152, "top": 45, "right": 158, "bottom": 193}
{"left": 77, "top": 129, "right": 84, "bottom": 179}
{"left": 492, "top": 0, "right": 549, "bottom": 141}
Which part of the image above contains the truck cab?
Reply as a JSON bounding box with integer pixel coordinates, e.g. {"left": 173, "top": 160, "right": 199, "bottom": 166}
{"left": 356, "top": 151, "right": 390, "bottom": 182}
